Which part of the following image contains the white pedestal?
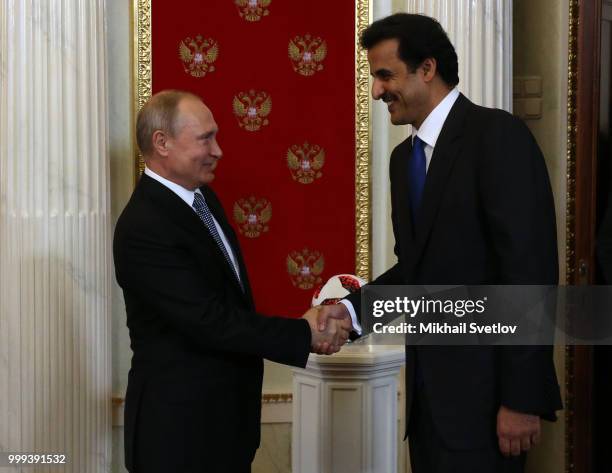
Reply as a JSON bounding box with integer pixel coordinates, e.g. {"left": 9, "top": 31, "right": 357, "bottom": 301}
{"left": 292, "top": 345, "right": 405, "bottom": 473}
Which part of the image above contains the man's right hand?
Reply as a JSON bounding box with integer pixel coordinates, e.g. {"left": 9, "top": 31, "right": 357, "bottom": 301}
{"left": 302, "top": 307, "right": 351, "bottom": 355}
{"left": 316, "top": 303, "right": 351, "bottom": 331}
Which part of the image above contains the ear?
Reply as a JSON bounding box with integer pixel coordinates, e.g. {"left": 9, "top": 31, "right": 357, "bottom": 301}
{"left": 420, "top": 58, "right": 438, "bottom": 83}
{"left": 152, "top": 130, "right": 171, "bottom": 157}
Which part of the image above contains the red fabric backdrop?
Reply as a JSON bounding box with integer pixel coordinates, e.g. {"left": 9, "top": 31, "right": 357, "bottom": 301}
{"left": 151, "top": 0, "right": 356, "bottom": 317}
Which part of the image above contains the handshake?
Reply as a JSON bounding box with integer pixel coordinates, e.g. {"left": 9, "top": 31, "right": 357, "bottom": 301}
{"left": 302, "top": 304, "right": 353, "bottom": 355}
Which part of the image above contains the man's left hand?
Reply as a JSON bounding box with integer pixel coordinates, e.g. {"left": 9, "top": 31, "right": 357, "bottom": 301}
{"left": 497, "top": 405, "right": 541, "bottom": 456}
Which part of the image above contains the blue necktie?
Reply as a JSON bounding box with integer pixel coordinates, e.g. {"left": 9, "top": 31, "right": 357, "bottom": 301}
{"left": 408, "top": 136, "right": 427, "bottom": 388}
{"left": 192, "top": 192, "right": 242, "bottom": 287}
{"left": 408, "top": 136, "right": 427, "bottom": 224}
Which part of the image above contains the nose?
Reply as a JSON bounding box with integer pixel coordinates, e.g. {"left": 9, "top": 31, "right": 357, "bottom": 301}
{"left": 211, "top": 139, "right": 223, "bottom": 160}
{"left": 371, "top": 78, "right": 384, "bottom": 100}
{"left": 372, "top": 78, "right": 385, "bottom": 100}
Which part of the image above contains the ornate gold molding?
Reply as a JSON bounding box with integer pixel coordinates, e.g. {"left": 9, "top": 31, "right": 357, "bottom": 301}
{"left": 355, "top": 0, "right": 372, "bottom": 280}
{"left": 111, "top": 394, "right": 292, "bottom": 405}
{"left": 133, "top": 0, "right": 152, "bottom": 178}
{"left": 565, "top": 0, "right": 578, "bottom": 288}
{"left": 564, "top": 1, "right": 578, "bottom": 472}
{"left": 262, "top": 393, "right": 292, "bottom": 403}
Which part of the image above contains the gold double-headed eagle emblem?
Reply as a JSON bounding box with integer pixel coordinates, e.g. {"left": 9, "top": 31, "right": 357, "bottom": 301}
{"left": 178, "top": 36, "right": 218, "bottom": 78}
{"left": 235, "top": 0, "right": 271, "bottom": 22}
{"left": 287, "top": 249, "right": 325, "bottom": 290}
{"left": 287, "top": 142, "right": 325, "bottom": 184}
{"left": 288, "top": 34, "right": 327, "bottom": 76}
{"left": 233, "top": 197, "right": 272, "bottom": 238}
{"left": 232, "top": 90, "right": 272, "bottom": 131}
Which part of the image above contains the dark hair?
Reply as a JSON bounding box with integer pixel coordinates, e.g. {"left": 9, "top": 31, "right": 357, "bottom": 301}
{"left": 360, "top": 13, "right": 459, "bottom": 87}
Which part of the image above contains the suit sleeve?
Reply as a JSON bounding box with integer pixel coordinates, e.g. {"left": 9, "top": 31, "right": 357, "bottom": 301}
{"left": 479, "top": 113, "right": 562, "bottom": 419}
{"left": 113, "top": 223, "right": 312, "bottom": 368}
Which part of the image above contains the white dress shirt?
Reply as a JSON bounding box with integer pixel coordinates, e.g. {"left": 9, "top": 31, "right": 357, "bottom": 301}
{"left": 340, "top": 88, "right": 460, "bottom": 334}
{"left": 413, "top": 87, "right": 460, "bottom": 171}
{"left": 144, "top": 167, "right": 241, "bottom": 282}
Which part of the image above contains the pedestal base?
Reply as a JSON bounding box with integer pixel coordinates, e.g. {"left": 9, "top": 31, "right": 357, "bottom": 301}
{"left": 292, "top": 344, "right": 405, "bottom": 473}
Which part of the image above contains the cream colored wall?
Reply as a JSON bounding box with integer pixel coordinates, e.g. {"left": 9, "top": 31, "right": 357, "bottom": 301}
{"left": 514, "top": 1, "right": 568, "bottom": 472}
{"left": 107, "top": 0, "right": 133, "bottom": 471}
{"left": 253, "top": 424, "right": 292, "bottom": 473}
{"left": 108, "top": 0, "right": 134, "bottom": 401}
{"left": 514, "top": 0, "right": 569, "bottom": 284}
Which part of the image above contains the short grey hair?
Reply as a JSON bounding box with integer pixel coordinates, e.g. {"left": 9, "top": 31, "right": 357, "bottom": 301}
{"left": 136, "top": 89, "right": 201, "bottom": 156}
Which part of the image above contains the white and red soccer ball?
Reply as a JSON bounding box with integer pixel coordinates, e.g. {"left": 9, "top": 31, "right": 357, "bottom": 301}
{"left": 311, "top": 274, "right": 367, "bottom": 307}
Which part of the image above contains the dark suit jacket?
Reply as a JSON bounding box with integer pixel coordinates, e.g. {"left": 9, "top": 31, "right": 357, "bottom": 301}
{"left": 113, "top": 174, "right": 311, "bottom": 472}
{"left": 347, "top": 94, "right": 563, "bottom": 449}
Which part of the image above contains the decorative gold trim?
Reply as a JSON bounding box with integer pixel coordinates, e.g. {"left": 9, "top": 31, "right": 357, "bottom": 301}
{"left": 133, "top": 0, "right": 152, "bottom": 178}
{"left": 262, "top": 393, "right": 293, "bottom": 403}
{"left": 564, "top": 1, "right": 578, "bottom": 472}
{"left": 565, "top": 1, "right": 578, "bottom": 288}
{"left": 355, "top": 0, "right": 372, "bottom": 280}
{"left": 111, "top": 394, "right": 292, "bottom": 405}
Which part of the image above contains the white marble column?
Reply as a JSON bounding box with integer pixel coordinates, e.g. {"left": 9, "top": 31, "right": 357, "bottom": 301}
{"left": 292, "top": 345, "right": 405, "bottom": 473}
{"left": 0, "top": 0, "right": 111, "bottom": 472}
{"left": 370, "top": 0, "right": 398, "bottom": 279}
{"left": 404, "top": 0, "right": 512, "bottom": 109}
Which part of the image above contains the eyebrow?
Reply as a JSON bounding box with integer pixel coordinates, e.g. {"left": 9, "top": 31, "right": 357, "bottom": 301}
{"left": 197, "top": 130, "right": 217, "bottom": 139}
{"left": 371, "top": 68, "right": 393, "bottom": 78}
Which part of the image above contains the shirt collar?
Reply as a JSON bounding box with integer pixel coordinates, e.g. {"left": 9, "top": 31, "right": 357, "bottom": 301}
{"left": 144, "top": 166, "right": 202, "bottom": 208}
{"left": 412, "top": 88, "right": 460, "bottom": 148}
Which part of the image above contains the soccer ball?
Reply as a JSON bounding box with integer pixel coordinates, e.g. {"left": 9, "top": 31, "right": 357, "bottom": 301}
{"left": 311, "top": 274, "right": 367, "bottom": 307}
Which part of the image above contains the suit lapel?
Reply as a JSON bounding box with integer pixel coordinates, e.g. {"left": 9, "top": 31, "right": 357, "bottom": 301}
{"left": 411, "top": 94, "right": 471, "bottom": 267}
{"left": 140, "top": 175, "right": 246, "bottom": 297}
{"left": 201, "top": 186, "right": 254, "bottom": 304}
{"left": 391, "top": 138, "right": 416, "bottom": 242}
{"left": 202, "top": 187, "right": 239, "bottom": 257}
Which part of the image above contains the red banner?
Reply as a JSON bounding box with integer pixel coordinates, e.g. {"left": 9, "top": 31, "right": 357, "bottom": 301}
{"left": 151, "top": 0, "right": 357, "bottom": 317}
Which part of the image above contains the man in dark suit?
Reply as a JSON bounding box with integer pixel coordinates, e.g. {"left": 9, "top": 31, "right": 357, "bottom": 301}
{"left": 317, "top": 13, "right": 562, "bottom": 473}
{"left": 113, "top": 90, "right": 350, "bottom": 473}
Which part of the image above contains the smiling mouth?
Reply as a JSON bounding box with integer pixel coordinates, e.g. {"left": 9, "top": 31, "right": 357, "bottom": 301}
{"left": 381, "top": 92, "right": 396, "bottom": 103}
{"left": 382, "top": 94, "right": 397, "bottom": 111}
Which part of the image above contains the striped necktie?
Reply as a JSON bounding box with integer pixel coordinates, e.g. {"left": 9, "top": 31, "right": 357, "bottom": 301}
{"left": 192, "top": 192, "right": 242, "bottom": 287}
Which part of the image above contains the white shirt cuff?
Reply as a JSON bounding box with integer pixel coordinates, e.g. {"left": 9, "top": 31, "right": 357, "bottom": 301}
{"left": 339, "top": 299, "right": 362, "bottom": 335}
